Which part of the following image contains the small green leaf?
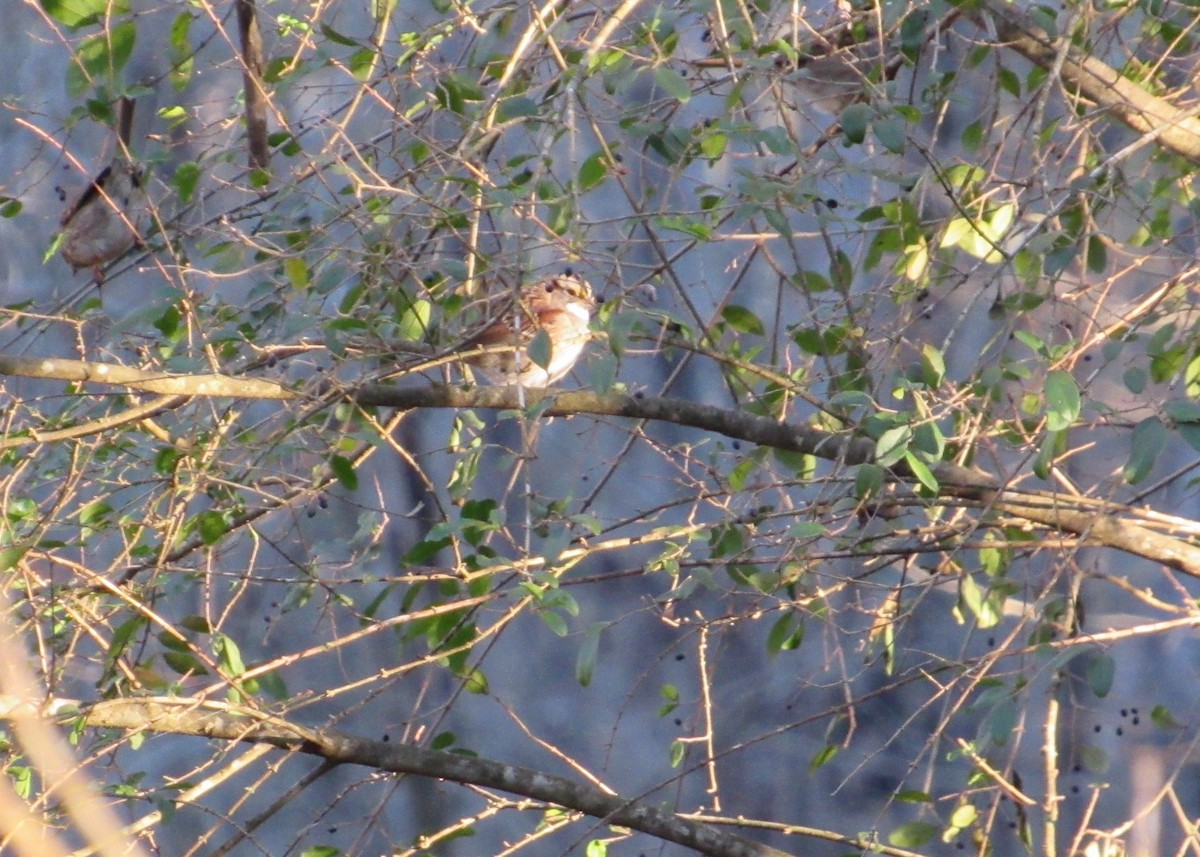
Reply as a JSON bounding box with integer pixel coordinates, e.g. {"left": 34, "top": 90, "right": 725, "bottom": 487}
{"left": 960, "top": 574, "right": 1001, "bottom": 628}
{"left": 67, "top": 22, "right": 137, "bottom": 97}
{"left": 809, "top": 744, "right": 838, "bottom": 771}
{"left": 855, "top": 463, "right": 884, "bottom": 499}
{"left": 528, "top": 328, "right": 553, "bottom": 370}
{"left": 889, "top": 822, "right": 938, "bottom": 848}
{"left": 214, "top": 634, "right": 245, "bottom": 676}
{"left": 1085, "top": 652, "right": 1115, "bottom": 698}
{"left": 299, "top": 846, "right": 341, "bottom": 857}
{"left": 163, "top": 651, "right": 208, "bottom": 676}
{"left": 1043, "top": 370, "right": 1080, "bottom": 431}
{"left": 766, "top": 613, "right": 804, "bottom": 655}
{"left": 669, "top": 739, "right": 685, "bottom": 767}
{"left": 462, "top": 667, "right": 488, "bottom": 694}
{"left": 874, "top": 118, "right": 906, "bottom": 153}
{"left": 904, "top": 451, "right": 938, "bottom": 494}
{"left": 1124, "top": 417, "right": 1165, "bottom": 484}
{"left": 654, "top": 66, "right": 692, "bottom": 103}
{"left": 196, "top": 510, "right": 228, "bottom": 545}
{"left": 1150, "top": 703, "right": 1183, "bottom": 730}
{"left": 1086, "top": 234, "right": 1107, "bottom": 272}
{"left": 875, "top": 424, "right": 912, "bottom": 467}
{"left": 576, "top": 623, "right": 603, "bottom": 686}
{"left": 284, "top": 256, "right": 309, "bottom": 289}
{"left": 42, "top": 0, "right": 129, "bottom": 28}
{"left": 349, "top": 47, "right": 375, "bottom": 80}
{"left": 949, "top": 803, "right": 978, "bottom": 829}
{"left": 495, "top": 96, "right": 539, "bottom": 121}
{"left": 330, "top": 455, "right": 358, "bottom": 490}
{"left": 585, "top": 840, "right": 607, "bottom": 857}
{"left": 721, "top": 304, "right": 764, "bottom": 335}
{"left": 539, "top": 609, "right": 569, "bottom": 637}
{"left": 840, "top": 103, "right": 871, "bottom": 144}
{"left": 658, "top": 683, "right": 679, "bottom": 716}
{"left": 173, "top": 161, "right": 201, "bottom": 203}
{"left": 320, "top": 23, "right": 361, "bottom": 46}
{"left": 921, "top": 344, "right": 945, "bottom": 387}
{"left": 578, "top": 152, "right": 607, "bottom": 190}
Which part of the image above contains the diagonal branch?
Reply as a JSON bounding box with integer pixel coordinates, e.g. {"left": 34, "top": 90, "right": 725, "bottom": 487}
{"left": 19, "top": 696, "right": 797, "bottom": 857}
{"left": 976, "top": 0, "right": 1200, "bottom": 162}
{"left": 2, "top": 353, "right": 1197, "bottom": 575}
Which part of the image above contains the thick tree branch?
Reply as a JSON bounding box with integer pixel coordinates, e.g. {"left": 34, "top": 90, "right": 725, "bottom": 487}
{"left": 976, "top": 0, "right": 1200, "bottom": 162}
{"left": 17, "top": 696, "right": 796, "bottom": 857}
{"left": 3, "top": 353, "right": 1197, "bottom": 575}
{"left": 354, "top": 385, "right": 1200, "bottom": 576}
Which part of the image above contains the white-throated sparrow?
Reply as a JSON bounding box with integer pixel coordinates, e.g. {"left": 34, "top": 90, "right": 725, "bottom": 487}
{"left": 458, "top": 273, "right": 596, "bottom": 386}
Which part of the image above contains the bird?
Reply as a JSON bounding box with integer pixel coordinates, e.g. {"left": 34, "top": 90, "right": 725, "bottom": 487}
{"left": 59, "top": 97, "right": 146, "bottom": 281}
{"left": 457, "top": 272, "right": 596, "bottom": 386}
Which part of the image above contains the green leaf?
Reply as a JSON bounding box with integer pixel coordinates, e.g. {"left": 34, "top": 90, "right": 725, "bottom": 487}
{"left": 299, "top": 847, "right": 341, "bottom": 857}
{"left": 42, "top": 0, "right": 129, "bottom": 28}
{"left": 320, "top": 23, "right": 361, "bottom": 46}
{"left": 1085, "top": 652, "right": 1115, "bottom": 698}
{"left": 721, "top": 304, "right": 764, "bottom": 335}
{"left": 1124, "top": 417, "right": 1165, "bottom": 485}
{"left": 527, "top": 328, "right": 553, "bottom": 370}
{"left": 173, "top": 161, "right": 201, "bottom": 203}
{"left": 658, "top": 683, "right": 679, "bottom": 717}
{"left": 576, "top": 623, "right": 603, "bottom": 686}
{"left": 889, "top": 822, "right": 938, "bottom": 848}
{"left": 921, "top": 344, "right": 945, "bottom": 387}
{"left": 1086, "top": 234, "right": 1107, "bottom": 272}
{"left": 875, "top": 424, "right": 912, "bottom": 467}
{"left": 585, "top": 840, "right": 607, "bottom": 857}
{"left": 196, "top": 510, "right": 228, "bottom": 545}
{"left": 495, "top": 96, "right": 538, "bottom": 121}
{"left": 349, "top": 48, "right": 375, "bottom": 81}
{"left": 669, "top": 739, "right": 685, "bottom": 767}
{"left": 874, "top": 118, "right": 906, "bottom": 153}
{"left": 653, "top": 66, "right": 692, "bottom": 103}
{"left": 462, "top": 667, "right": 488, "bottom": 694}
{"left": 214, "top": 634, "right": 245, "bottom": 676}
{"left": 539, "top": 609, "right": 569, "bottom": 637}
{"left": 809, "top": 744, "right": 838, "bottom": 771}
{"left": 855, "top": 463, "right": 884, "bottom": 499}
{"left": 1150, "top": 703, "right": 1183, "bottom": 730}
{"left": 766, "top": 612, "right": 804, "bottom": 655}
{"left": 840, "top": 103, "right": 871, "bottom": 144}
{"left": 169, "top": 12, "right": 195, "bottom": 90}
{"left": 786, "top": 520, "right": 826, "bottom": 538}
{"left": 67, "top": 22, "right": 137, "bottom": 97}
{"left": 163, "top": 651, "right": 208, "bottom": 676}
{"left": 578, "top": 152, "right": 607, "bottom": 190}
{"left": 330, "top": 455, "right": 358, "bottom": 490}
{"left": 1043, "top": 370, "right": 1080, "bottom": 431}
{"left": 960, "top": 574, "right": 1001, "bottom": 628}
{"left": 284, "top": 256, "right": 309, "bottom": 289}
{"left": 904, "top": 451, "right": 938, "bottom": 494}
